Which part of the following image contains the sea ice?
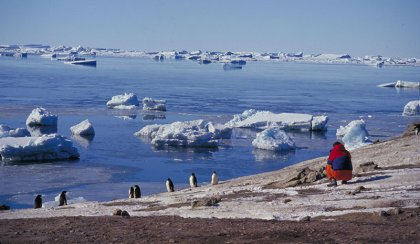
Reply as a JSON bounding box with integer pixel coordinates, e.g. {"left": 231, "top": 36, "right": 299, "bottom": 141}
{"left": 142, "top": 97, "right": 167, "bottom": 111}
{"left": 252, "top": 128, "right": 296, "bottom": 151}
{"left": 402, "top": 100, "right": 420, "bottom": 116}
{"left": 225, "top": 109, "right": 328, "bottom": 131}
{"left": 106, "top": 93, "right": 139, "bottom": 109}
{"left": 378, "top": 80, "right": 420, "bottom": 88}
{"left": 336, "top": 120, "right": 371, "bottom": 150}
{"left": 70, "top": 119, "right": 95, "bottom": 135}
{"left": 0, "top": 134, "right": 79, "bottom": 162}
{"left": 25, "top": 107, "right": 58, "bottom": 126}
{"left": 0, "top": 124, "right": 30, "bottom": 138}
{"left": 134, "top": 120, "right": 228, "bottom": 148}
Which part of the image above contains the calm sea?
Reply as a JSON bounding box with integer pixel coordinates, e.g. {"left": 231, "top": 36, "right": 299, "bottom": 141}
{"left": 1, "top": 55, "right": 419, "bottom": 208}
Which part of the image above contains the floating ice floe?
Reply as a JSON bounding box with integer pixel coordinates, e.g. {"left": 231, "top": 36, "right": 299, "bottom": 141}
{"left": 252, "top": 128, "right": 296, "bottom": 151}
{"left": 378, "top": 80, "right": 420, "bottom": 88}
{"left": 0, "top": 124, "right": 30, "bottom": 138}
{"left": 336, "top": 120, "right": 371, "bottom": 150}
{"left": 134, "top": 120, "right": 232, "bottom": 148}
{"left": 26, "top": 107, "right": 58, "bottom": 126}
{"left": 225, "top": 109, "right": 328, "bottom": 131}
{"left": 142, "top": 97, "right": 167, "bottom": 111}
{"left": 0, "top": 134, "right": 79, "bottom": 162}
{"left": 106, "top": 93, "right": 139, "bottom": 109}
{"left": 70, "top": 119, "right": 95, "bottom": 136}
{"left": 402, "top": 100, "right": 420, "bottom": 116}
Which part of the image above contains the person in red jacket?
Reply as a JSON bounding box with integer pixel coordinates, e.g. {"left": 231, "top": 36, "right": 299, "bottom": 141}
{"left": 326, "top": 141, "right": 353, "bottom": 187}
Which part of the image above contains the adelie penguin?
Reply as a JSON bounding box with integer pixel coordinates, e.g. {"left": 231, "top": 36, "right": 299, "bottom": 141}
{"left": 166, "top": 178, "right": 175, "bottom": 192}
{"left": 59, "top": 191, "right": 67, "bottom": 206}
{"left": 128, "top": 186, "right": 134, "bottom": 198}
{"left": 211, "top": 171, "right": 219, "bottom": 185}
{"left": 34, "top": 195, "right": 42, "bottom": 209}
{"left": 190, "top": 173, "right": 198, "bottom": 188}
{"left": 134, "top": 185, "right": 141, "bottom": 198}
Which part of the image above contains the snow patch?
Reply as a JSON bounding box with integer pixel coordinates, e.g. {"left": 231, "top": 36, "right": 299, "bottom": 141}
{"left": 70, "top": 119, "right": 95, "bottom": 135}
{"left": 402, "top": 100, "right": 420, "bottom": 116}
{"left": 252, "top": 128, "right": 296, "bottom": 151}
{"left": 336, "top": 120, "right": 371, "bottom": 150}
{"left": 106, "top": 93, "right": 139, "bottom": 109}
{"left": 26, "top": 107, "right": 58, "bottom": 126}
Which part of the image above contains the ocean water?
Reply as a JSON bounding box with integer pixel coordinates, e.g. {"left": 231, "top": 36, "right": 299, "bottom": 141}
{"left": 1, "top": 56, "right": 419, "bottom": 209}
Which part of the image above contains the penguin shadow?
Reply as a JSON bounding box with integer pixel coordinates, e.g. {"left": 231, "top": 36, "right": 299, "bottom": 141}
{"left": 348, "top": 175, "right": 391, "bottom": 184}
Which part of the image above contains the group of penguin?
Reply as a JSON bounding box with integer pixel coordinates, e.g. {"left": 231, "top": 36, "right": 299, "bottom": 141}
{"left": 33, "top": 171, "right": 219, "bottom": 208}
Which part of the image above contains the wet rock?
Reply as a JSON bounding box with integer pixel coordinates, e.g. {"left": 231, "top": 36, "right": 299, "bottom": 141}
{"left": 121, "top": 210, "right": 130, "bottom": 217}
{"left": 283, "top": 198, "right": 292, "bottom": 204}
{"left": 357, "top": 162, "right": 379, "bottom": 173}
{"left": 379, "top": 210, "right": 390, "bottom": 217}
{"left": 113, "top": 209, "right": 122, "bottom": 216}
{"left": 0, "top": 204, "right": 11, "bottom": 211}
{"left": 387, "top": 208, "right": 403, "bottom": 215}
{"left": 299, "top": 216, "right": 311, "bottom": 222}
{"left": 192, "top": 196, "right": 221, "bottom": 208}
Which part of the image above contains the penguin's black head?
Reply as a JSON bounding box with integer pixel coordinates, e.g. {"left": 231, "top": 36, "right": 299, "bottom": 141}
{"left": 36, "top": 195, "right": 42, "bottom": 198}
{"left": 62, "top": 191, "right": 67, "bottom": 194}
{"left": 167, "top": 178, "right": 171, "bottom": 181}
{"left": 192, "top": 173, "right": 195, "bottom": 176}
{"left": 134, "top": 185, "right": 139, "bottom": 188}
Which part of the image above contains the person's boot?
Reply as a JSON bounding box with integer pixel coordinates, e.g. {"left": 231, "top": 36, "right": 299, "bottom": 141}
{"left": 327, "top": 179, "right": 337, "bottom": 187}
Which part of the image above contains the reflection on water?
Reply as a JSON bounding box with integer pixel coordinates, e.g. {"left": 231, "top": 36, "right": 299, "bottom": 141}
{"left": 142, "top": 112, "right": 166, "bottom": 121}
{"left": 253, "top": 148, "right": 295, "bottom": 162}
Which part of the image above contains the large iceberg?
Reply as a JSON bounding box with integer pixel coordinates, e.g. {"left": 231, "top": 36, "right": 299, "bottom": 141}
{"left": 336, "top": 120, "right": 371, "bottom": 150}
{"left": 402, "top": 100, "right": 420, "bottom": 116}
{"left": 70, "top": 119, "right": 95, "bottom": 135}
{"left": 0, "top": 134, "right": 79, "bottom": 162}
{"left": 142, "top": 97, "right": 167, "bottom": 111}
{"left": 252, "top": 128, "right": 296, "bottom": 151}
{"left": 226, "top": 109, "right": 328, "bottom": 131}
{"left": 134, "top": 120, "right": 231, "bottom": 148}
{"left": 0, "top": 124, "right": 30, "bottom": 138}
{"left": 26, "top": 107, "right": 58, "bottom": 126}
{"left": 106, "top": 93, "right": 139, "bottom": 109}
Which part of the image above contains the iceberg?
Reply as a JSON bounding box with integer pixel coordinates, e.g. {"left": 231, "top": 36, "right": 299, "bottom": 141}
{"left": 134, "top": 120, "right": 229, "bottom": 148}
{"left": 0, "top": 134, "right": 79, "bottom": 162}
{"left": 106, "top": 93, "right": 139, "bottom": 109}
{"left": 402, "top": 100, "right": 420, "bottom": 116}
{"left": 70, "top": 119, "right": 95, "bottom": 135}
{"left": 252, "top": 128, "right": 296, "bottom": 151}
{"left": 225, "top": 109, "right": 328, "bottom": 131}
{"left": 378, "top": 80, "right": 420, "bottom": 88}
{"left": 336, "top": 120, "right": 371, "bottom": 150}
{"left": 0, "top": 125, "right": 30, "bottom": 138}
{"left": 26, "top": 107, "right": 58, "bottom": 126}
{"left": 142, "top": 97, "right": 167, "bottom": 111}
{"left": 206, "top": 122, "right": 233, "bottom": 139}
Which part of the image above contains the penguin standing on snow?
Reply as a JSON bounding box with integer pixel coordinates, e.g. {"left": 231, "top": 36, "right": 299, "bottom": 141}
{"left": 129, "top": 186, "right": 135, "bottom": 198}
{"left": 134, "top": 185, "right": 141, "bottom": 198}
{"left": 59, "top": 191, "right": 67, "bottom": 206}
{"left": 166, "top": 178, "right": 175, "bottom": 192}
{"left": 190, "top": 173, "right": 198, "bottom": 188}
{"left": 211, "top": 171, "right": 219, "bottom": 185}
{"left": 34, "top": 195, "right": 42, "bottom": 209}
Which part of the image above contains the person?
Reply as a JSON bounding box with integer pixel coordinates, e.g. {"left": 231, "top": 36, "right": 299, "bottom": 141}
{"left": 326, "top": 141, "right": 353, "bottom": 187}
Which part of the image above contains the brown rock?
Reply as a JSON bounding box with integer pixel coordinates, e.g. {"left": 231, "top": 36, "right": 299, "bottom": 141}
{"left": 121, "top": 210, "right": 130, "bottom": 217}
{"left": 357, "top": 162, "right": 379, "bottom": 173}
{"left": 192, "top": 196, "right": 221, "bottom": 208}
{"left": 113, "top": 209, "right": 122, "bottom": 216}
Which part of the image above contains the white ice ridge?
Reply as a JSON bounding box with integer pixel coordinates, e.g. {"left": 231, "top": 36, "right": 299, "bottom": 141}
{"left": 378, "top": 80, "right": 420, "bottom": 88}
{"left": 0, "top": 134, "right": 79, "bottom": 162}
{"left": 252, "top": 128, "right": 296, "bottom": 151}
{"left": 142, "top": 97, "right": 167, "bottom": 111}
{"left": 134, "top": 120, "right": 232, "bottom": 148}
{"left": 336, "top": 120, "right": 371, "bottom": 150}
{"left": 225, "top": 109, "right": 328, "bottom": 131}
{"left": 0, "top": 124, "right": 30, "bottom": 138}
{"left": 70, "top": 119, "right": 95, "bottom": 135}
{"left": 25, "top": 107, "right": 58, "bottom": 126}
{"left": 403, "top": 100, "right": 420, "bottom": 116}
{"left": 106, "top": 93, "right": 139, "bottom": 109}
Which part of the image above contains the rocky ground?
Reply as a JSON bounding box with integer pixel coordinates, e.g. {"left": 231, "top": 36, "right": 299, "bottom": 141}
{"left": 1, "top": 129, "right": 419, "bottom": 243}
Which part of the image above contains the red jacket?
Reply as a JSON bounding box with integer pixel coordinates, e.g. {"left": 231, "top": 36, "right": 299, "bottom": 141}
{"left": 327, "top": 143, "right": 353, "bottom": 171}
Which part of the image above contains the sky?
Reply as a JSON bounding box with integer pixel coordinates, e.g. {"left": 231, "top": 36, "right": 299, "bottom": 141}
{"left": 1, "top": 0, "right": 420, "bottom": 57}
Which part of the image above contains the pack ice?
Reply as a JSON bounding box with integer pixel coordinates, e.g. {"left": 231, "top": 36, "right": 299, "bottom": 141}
{"left": 106, "top": 93, "right": 139, "bottom": 109}
{"left": 0, "top": 124, "right": 30, "bottom": 138}
{"left": 26, "top": 107, "right": 58, "bottom": 126}
{"left": 134, "top": 120, "right": 232, "bottom": 148}
{"left": 402, "top": 100, "right": 420, "bottom": 116}
{"left": 252, "top": 128, "right": 296, "bottom": 151}
{"left": 225, "top": 109, "right": 328, "bottom": 131}
{"left": 142, "top": 97, "right": 167, "bottom": 111}
{"left": 336, "top": 120, "right": 371, "bottom": 150}
{"left": 70, "top": 119, "right": 95, "bottom": 135}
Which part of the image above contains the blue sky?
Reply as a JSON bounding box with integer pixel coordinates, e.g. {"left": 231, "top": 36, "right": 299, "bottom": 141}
{"left": 1, "top": 0, "right": 419, "bottom": 57}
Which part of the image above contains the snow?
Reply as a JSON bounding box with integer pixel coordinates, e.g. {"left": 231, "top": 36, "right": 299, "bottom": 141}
{"left": 0, "top": 134, "right": 79, "bottom": 162}
{"left": 70, "top": 119, "right": 95, "bottom": 135}
{"left": 142, "top": 97, "right": 167, "bottom": 111}
{"left": 402, "top": 100, "right": 420, "bottom": 116}
{"left": 0, "top": 124, "right": 30, "bottom": 138}
{"left": 225, "top": 109, "right": 328, "bottom": 131}
{"left": 106, "top": 93, "right": 139, "bottom": 109}
{"left": 25, "top": 107, "right": 58, "bottom": 126}
{"left": 134, "top": 120, "right": 227, "bottom": 148}
{"left": 205, "top": 122, "right": 233, "bottom": 139}
{"left": 252, "top": 128, "right": 296, "bottom": 151}
{"left": 336, "top": 120, "right": 371, "bottom": 150}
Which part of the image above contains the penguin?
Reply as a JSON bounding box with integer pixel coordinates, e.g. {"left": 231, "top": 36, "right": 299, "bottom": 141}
{"left": 34, "top": 195, "right": 42, "bottom": 209}
{"left": 59, "top": 191, "right": 67, "bottom": 206}
{"left": 129, "top": 186, "right": 134, "bottom": 198}
{"left": 190, "top": 173, "right": 198, "bottom": 188}
{"left": 134, "top": 185, "right": 141, "bottom": 198}
{"left": 211, "top": 171, "right": 219, "bottom": 185}
{"left": 166, "top": 178, "right": 175, "bottom": 192}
